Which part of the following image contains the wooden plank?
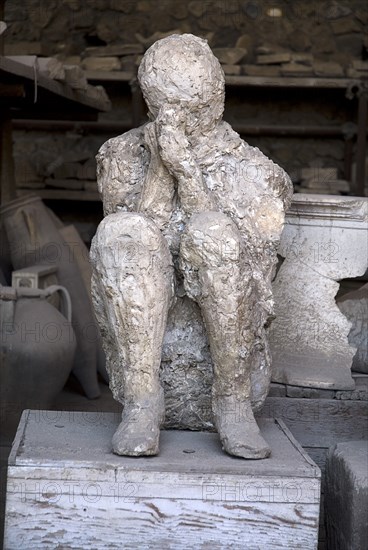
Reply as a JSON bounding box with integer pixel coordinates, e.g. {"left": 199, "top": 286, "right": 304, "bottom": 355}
{"left": 258, "top": 397, "right": 368, "bottom": 447}
{"left": 4, "top": 496, "right": 319, "bottom": 549}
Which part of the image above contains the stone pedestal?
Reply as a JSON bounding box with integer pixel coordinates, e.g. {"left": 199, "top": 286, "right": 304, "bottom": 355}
{"left": 269, "top": 194, "right": 368, "bottom": 390}
{"left": 4, "top": 410, "right": 321, "bottom": 549}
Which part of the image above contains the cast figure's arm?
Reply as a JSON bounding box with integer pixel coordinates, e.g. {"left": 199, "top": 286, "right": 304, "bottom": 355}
{"left": 96, "top": 127, "right": 175, "bottom": 229}
{"left": 155, "top": 106, "right": 216, "bottom": 216}
{"left": 137, "top": 122, "right": 175, "bottom": 227}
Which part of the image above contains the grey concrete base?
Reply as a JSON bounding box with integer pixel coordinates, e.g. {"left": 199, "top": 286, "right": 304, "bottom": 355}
{"left": 325, "top": 441, "right": 368, "bottom": 550}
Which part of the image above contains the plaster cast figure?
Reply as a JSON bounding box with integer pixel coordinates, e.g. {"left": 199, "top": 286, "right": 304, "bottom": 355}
{"left": 90, "top": 34, "right": 293, "bottom": 459}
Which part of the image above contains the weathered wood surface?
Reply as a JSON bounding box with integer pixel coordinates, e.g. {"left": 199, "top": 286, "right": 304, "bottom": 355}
{"left": 257, "top": 397, "right": 368, "bottom": 448}
{"left": 4, "top": 411, "right": 320, "bottom": 550}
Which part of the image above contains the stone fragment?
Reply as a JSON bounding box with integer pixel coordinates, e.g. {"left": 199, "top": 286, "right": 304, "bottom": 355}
{"left": 352, "top": 60, "right": 368, "bottom": 71}
{"left": 84, "top": 44, "right": 144, "bottom": 57}
{"left": 222, "top": 64, "right": 241, "bottom": 75}
{"left": 291, "top": 53, "right": 314, "bottom": 66}
{"left": 313, "top": 61, "right": 344, "bottom": 77}
{"left": 331, "top": 17, "right": 361, "bottom": 35}
{"left": 82, "top": 57, "right": 121, "bottom": 72}
{"left": 213, "top": 47, "right": 247, "bottom": 65}
{"left": 325, "top": 442, "right": 368, "bottom": 550}
{"left": 64, "top": 65, "right": 88, "bottom": 90}
{"left": 256, "top": 43, "right": 287, "bottom": 55}
{"left": 4, "top": 42, "right": 42, "bottom": 55}
{"left": 62, "top": 55, "right": 81, "bottom": 65}
{"left": 281, "top": 63, "right": 314, "bottom": 76}
{"left": 37, "top": 57, "right": 66, "bottom": 80}
{"left": 256, "top": 53, "right": 291, "bottom": 65}
{"left": 347, "top": 68, "right": 367, "bottom": 78}
{"left": 337, "top": 284, "right": 368, "bottom": 374}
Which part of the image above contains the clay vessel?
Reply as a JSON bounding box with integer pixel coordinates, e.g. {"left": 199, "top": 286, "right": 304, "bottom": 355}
{"left": 0, "top": 195, "right": 101, "bottom": 398}
{"left": 0, "top": 285, "right": 76, "bottom": 439}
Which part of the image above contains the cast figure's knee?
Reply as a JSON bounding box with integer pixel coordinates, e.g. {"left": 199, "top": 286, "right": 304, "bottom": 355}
{"left": 181, "top": 211, "right": 242, "bottom": 269}
{"left": 90, "top": 212, "right": 168, "bottom": 272}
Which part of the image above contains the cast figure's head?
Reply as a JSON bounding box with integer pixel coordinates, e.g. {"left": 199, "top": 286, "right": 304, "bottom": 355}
{"left": 138, "top": 34, "right": 225, "bottom": 135}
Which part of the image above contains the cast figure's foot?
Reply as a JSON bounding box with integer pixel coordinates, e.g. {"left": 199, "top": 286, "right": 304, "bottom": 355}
{"left": 212, "top": 396, "right": 271, "bottom": 459}
{"left": 112, "top": 392, "right": 165, "bottom": 456}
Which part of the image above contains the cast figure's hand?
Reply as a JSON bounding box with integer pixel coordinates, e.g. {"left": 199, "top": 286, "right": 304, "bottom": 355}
{"left": 155, "top": 104, "right": 216, "bottom": 215}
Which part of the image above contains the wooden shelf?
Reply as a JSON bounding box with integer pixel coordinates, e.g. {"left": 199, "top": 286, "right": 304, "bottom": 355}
{"left": 0, "top": 56, "right": 111, "bottom": 113}
{"left": 16, "top": 188, "right": 101, "bottom": 202}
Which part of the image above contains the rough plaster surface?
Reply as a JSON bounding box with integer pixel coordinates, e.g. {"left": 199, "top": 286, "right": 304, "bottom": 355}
{"left": 90, "top": 34, "right": 292, "bottom": 457}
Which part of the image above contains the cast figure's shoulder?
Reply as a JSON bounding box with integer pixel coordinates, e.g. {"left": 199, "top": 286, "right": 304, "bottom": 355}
{"left": 96, "top": 126, "right": 149, "bottom": 216}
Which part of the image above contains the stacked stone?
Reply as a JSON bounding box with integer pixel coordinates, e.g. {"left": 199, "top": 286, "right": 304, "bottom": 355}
{"left": 3, "top": 0, "right": 366, "bottom": 72}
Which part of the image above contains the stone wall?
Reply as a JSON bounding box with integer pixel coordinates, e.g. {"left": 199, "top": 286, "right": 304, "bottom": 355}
{"left": 4, "top": 0, "right": 367, "bottom": 64}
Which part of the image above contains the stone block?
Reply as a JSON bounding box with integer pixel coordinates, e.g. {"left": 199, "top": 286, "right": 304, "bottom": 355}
{"left": 325, "top": 441, "right": 368, "bottom": 550}
{"left": 222, "top": 64, "right": 241, "bottom": 75}
{"left": 82, "top": 56, "right": 121, "bottom": 72}
{"left": 313, "top": 61, "right": 344, "bottom": 77}
{"left": 84, "top": 44, "right": 144, "bottom": 57}
{"left": 291, "top": 53, "right": 314, "bottom": 66}
{"left": 212, "top": 48, "right": 247, "bottom": 65}
{"left": 256, "top": 53, "right": 291, "bottom": 65}
{"left": 281, "top": 63, "right": 314, "bottom": 76}
{"left": 4, "top": 411, "right": 321, "bottom": 549}
{"left": 242, "top": 64, "right": 280, "bottom": 77}
{"left": 4, "top": 42, "right": 42, "bottom": 55}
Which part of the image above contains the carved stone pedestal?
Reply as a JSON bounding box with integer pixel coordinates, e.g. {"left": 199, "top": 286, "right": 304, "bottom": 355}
{"left": 4, "top": 410, "right": 321, "bottom": 549}
{"left": 269, "top": 194, "right": 368, "bottom": 390}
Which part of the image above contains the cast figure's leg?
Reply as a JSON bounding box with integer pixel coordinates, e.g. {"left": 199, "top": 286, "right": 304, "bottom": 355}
{"left": 90, "top": 212, "right": 174, "bottom": 456}
{"left": 180, "top": 211, "right": 270, "bottom": 459}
